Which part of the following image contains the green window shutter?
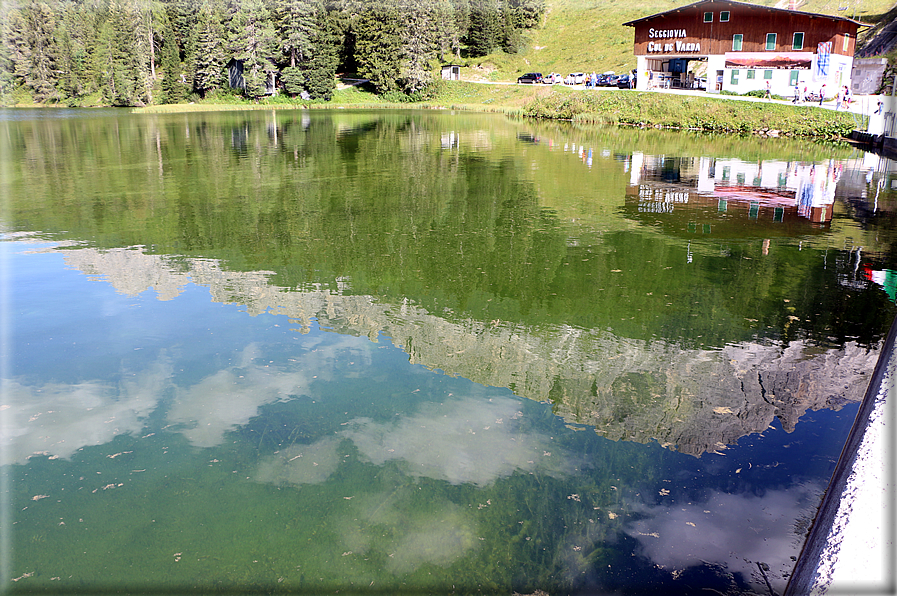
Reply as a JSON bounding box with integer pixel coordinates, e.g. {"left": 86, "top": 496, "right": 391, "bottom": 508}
{"left": 792, "top": 32, "right": 804, "bottom": 50}
{"left": 789, "top": 70, "right": 799, "bottom": 85}
{"left": 764, "top": 70, "right": 773, "bottom": 80}
{"left": 747, "top": 69, "right": 755, "bottom": 79}
{"left": 766, "top": 33, "right": 777, "bottom": 50}
{"left": 731, "top": 70, "right": 739, "bottom": 85}
{"left": 732, "top": 34, "right": 743, "bottom": 51}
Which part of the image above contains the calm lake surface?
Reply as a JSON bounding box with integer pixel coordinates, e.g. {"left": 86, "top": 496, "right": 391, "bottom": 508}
{"left": 2, "top": 108, "right": 896, "bottom": 595}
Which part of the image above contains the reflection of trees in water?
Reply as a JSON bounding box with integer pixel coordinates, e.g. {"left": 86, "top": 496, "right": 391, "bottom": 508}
{"left": 6, "top": 112, "right": 895, "bottom": 350}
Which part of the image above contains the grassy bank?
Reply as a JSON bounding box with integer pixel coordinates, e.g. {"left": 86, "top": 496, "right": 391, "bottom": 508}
{"left": 134, "top": 81, "right": 858, "bottom": 139}
{"left": 520, "top": 87, "right": 859, "bottom": 137}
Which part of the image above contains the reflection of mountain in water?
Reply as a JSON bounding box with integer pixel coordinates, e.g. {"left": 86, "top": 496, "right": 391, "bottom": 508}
{"left": 624, "top": 155, "right": 843, "bottom": 235}
{"left": 57, "top": 245, "right": 876, "bottom": 457}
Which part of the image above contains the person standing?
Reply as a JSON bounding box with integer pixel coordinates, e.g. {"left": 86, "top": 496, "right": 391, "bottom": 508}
{"left": 765, "top": 80, "right": 771, "bottom": 100}
{"left": 818, "top": 83, "right": 826, "bottom": 105}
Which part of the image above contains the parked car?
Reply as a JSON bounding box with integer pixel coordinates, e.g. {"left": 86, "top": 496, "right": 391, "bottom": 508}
{"left": 601, "top": 74, "right": 619, "bottom": 87}
{"left": 568, "top": 72, "right": 586, "bottom": 85}
{"left": 616, "top": 74, "right": 635, "bottom": 88}
{"left": 517, "top": 72, "right": 543, "bottom": 84}
{"left": 596, "top": 73, "right": 614, "bottom": 86}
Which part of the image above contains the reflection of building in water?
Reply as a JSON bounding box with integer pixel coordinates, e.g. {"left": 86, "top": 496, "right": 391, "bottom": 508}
{"left": 47, "top": 244, "right": 878, "bottom": 458}
{"left": 627, "top": 154, "right": 844, "bottom": 229}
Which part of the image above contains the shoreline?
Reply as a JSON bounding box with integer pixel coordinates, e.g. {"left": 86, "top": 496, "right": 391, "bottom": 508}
{"left": 5, "top": 81, "right": 863, "bottom": 139}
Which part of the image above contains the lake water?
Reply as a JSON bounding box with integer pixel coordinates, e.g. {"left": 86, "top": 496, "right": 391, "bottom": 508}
{"left": 1, "top": 108, "right": 895, "bottom": 595}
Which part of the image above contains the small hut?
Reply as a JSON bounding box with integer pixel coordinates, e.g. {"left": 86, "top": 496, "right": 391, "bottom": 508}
{"left": 441, "top": 65, "right": 462, "bottom": 81}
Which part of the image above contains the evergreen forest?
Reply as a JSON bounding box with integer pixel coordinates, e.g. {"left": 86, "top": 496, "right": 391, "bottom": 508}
{"left": 0, "top": 0, "right": 545, "bottom": 106}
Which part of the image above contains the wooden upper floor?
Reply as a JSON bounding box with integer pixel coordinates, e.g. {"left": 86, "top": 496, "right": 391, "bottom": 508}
{"left": 623, "top": 0, "right": 866, "bottom": 56}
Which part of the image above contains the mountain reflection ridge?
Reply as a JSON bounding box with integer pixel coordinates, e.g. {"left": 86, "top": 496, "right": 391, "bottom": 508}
{"left": 21, "top": 243, "right": 874, "bottom": 458}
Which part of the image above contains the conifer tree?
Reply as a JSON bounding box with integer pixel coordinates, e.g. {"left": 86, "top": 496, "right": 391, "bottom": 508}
{"left": 465, "top": 0, "right": 501, "bottom": 57}
{"left": 350, "top": 0, "right": 403, "bottom": 93}
{"left": 53, "top": 3, "right": 102, "bottom": 103}
{"left": 5, "top": 0, "right": 60, "bottom": 102}
{"left": 507, "top": 0, "right": 544, "bottom": 29}
{"left": 191, "top": 0, "right": 226, "bottom": 97}
{"left": 161, "top": 17, "right": 184, "bottom": 102}
{"left": 302, "top": 6, "right": 339, "bottom": 99}
{"left": 101, "top": 0, "right": 153, "bottom": 105}
{"left": 226, "top": 0, "right": 278, "bottom": 97}
{"left": 398, "top": 0, "right": 438, "bottom": 94}
{"left": 0, "top": 10, "right": 15, "bottom": 98}
{"left": 275, "top": 0, "right": 319, "bottom": 68}
{"left": 433, "top": 0, "right": 460, "bottom": 61}
{"left": 500, "top": 0, "right": 519, "bottom": 53}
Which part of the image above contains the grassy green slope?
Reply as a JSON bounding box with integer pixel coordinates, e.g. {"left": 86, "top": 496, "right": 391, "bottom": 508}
{"left": 464, "top": 0, "right": 896, "bottom": 83}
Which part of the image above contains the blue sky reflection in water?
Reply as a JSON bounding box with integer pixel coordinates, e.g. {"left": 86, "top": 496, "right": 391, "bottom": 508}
{"left": 1, "top": 109, "right": 896, "bottom": 595}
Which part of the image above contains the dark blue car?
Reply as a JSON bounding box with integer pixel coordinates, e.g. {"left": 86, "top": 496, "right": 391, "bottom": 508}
{"left": 517, "top": 72, "right": 544, "bottom": 84}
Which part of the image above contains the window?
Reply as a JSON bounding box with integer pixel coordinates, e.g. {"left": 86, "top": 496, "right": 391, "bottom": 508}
{"left": 764, "top": 69, "right": 773, "bottom": 80}
{"left": 731, "top": 70, "right": 739, "bottom": 85}
{"left": 732, "top": 34, "right": 743, "bottom": 51}
{"left": 792, "top": 32, "right": 804, "bottom": 50}
{"left": 720, "top": 11, "right": 730, "bottom": 22}
{"left": 789, "top": 70, "right": 799, "bottom": 85}
{"left": 766, "top": 33, "right": 777, "bottom": 50}
{"left": 747, "top": 69, "right": 755, "bottom": 79}
{"left": 732, "top": 34, "right": 744, "bottom": 51}
{"left": 843, "top": 33, "right": 850, "bottom": 52}
{"left": 704, "top": 11, "right": 713, "bottom": 22}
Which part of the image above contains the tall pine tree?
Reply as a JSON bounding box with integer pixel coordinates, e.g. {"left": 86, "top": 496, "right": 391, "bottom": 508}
{"left": 226, "top": 0, "right": 278, "bottom": 98}
{"left": 398, "top": 0, "right": 438, "bottom": 94}
{"left": 302, "top": 5, "right": 339, "bottom": 99}
{"left": 350, "top": 0, "right": 402, "bottom": 93}
{"left": 190, "top": 0, "right": 226, "bottom": 98}
{"left": 465, "top": 0, "right": 501, "bottom": 57}
{"left": 5, "top": 0, "right": 60, "bottom": 102}
{"left": 160, "top": 15, "right": 184, "bottom": 102}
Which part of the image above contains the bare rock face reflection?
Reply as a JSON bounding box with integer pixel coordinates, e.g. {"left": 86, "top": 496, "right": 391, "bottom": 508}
{"left": 52, "top": 246, "right": 877, "bottom": 457}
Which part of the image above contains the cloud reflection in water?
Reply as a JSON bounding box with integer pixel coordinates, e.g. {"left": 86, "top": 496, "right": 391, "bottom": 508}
{"left": 0, "top": 360, "right": 170, "bottom": 466}
{"left": 255, "top": 395, "right": 570, "bottom": 488}
{"left": 624, "top": 483, "right": 822, "bottom": 593}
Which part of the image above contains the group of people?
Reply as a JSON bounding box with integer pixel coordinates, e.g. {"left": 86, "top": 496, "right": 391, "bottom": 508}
{"left": 834, "top": 85, "right": 853, "bottom": 110}
{"left": 780, "top": 81, "right": 853, "bottom": 109}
